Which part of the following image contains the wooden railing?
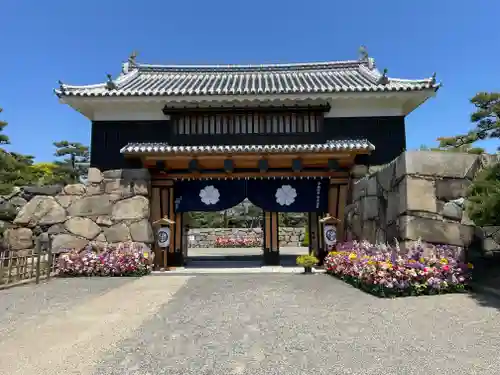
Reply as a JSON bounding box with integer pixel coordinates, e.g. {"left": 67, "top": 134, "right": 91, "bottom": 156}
{"left": 0, "top": 237, "right": 56, "bottom": 289}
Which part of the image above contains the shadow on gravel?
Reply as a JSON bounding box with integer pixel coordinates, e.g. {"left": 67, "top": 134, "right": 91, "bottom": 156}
{"left": 468, "top": 256, "right": 500, "bottom": 310}
{"left": 184, "top": 254, "right": 299, "bottom": 268}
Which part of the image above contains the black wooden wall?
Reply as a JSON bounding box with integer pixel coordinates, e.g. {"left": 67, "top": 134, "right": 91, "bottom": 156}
{"left": 90, "top": 116, "right": 406, "bottom": 171}
{"left": 90, "top": 121, "right": 171, "bottom": 171}
{"left": 323, "top": 116, "right": 406, "bottom": 166}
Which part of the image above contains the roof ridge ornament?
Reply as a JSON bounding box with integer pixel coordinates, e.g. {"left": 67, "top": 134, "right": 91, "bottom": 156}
{"left": 358, "top": 45, "right": 369, "bottom": 61}
{"left": 105, "top": 74, "right": 116, "bottom": 90}
{"left": 122, "top": 51, "right": 138, "bottom": 74}
{"left": 129, "top": 50, "right": 138, "bottom": 65}
{"left": 377, "top": 68, "right": 389, "bottom": 85}
{"left": 431, "top": 72, "right": 437, "bottom": 85}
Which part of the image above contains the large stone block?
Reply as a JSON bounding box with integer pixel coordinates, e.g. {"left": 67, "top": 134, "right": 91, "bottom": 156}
{"left": 5, "top": 228, "right": 33, "bottom": 250}
{"left": 401, "top": 176, "right": 437, "bottom": 214}
{"left": 9, "top": 196, "right": 28, "bottom": 210}
{"left": 87, "top": 168, "right": 104, "bottom": 184}
{"left": 403, "top": 151, "right": 481, "bottom": 179}
{"left": 104, "top": 179, "right": 134, "bottom": 197}
{"left": 435, "top": 179, "right": 471, "bottom": 201}
{"left": 64, "top": 217, "right": 101, "bottom": 240}
{"left": 102, "top": 169, "right": 150, "bottom": 181}
{"left": 51, "top": 234, "right": 88, "bottom": 253}
{"left": 103, "top": 223, "right": 131, "bottom": 242}
{"left": 67, "top": 195, "right": 114, "bottom": 217}
{"left": 132, "top": 180, "right": 149, "bottom": 196}
{"left": 111, "top": 196, "right": 149, "bottom": 221}
{"left": 129, "top": 219, "right": 154, "bottom": 243}
{"left": 86, "top": 183, "right": 104, "bottom": 195}
{"left": 0, "top": 200, "right": 18, "bottom": 220}
{"left": 398, "top": 215, "right": 474, "bottom": 247}
{"left": 14, "top": 196, "right": 67, "bottom": 227}
{"left": 56, "top": 195, "right": 81, "bottom": 209}
{"left": 441, "top": 201, "right": 463, "bottom": 221}
{"left": 375, "top": 160, "right": 397, "bottom": 193}
{"left": 361, "top": 196, "right": 380, "bottom": 221}
{"left": 22, "top": 185, "right": 63, "bottom": 197}
{"left": 63, "top": 184, "right": 86, "bottom": 196}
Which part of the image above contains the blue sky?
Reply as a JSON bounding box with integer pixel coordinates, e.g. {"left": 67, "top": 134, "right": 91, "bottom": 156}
{"left": 1, "top": 0, "right": 498, "bottom": 162}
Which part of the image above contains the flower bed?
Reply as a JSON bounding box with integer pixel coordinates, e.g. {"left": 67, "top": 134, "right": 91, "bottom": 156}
{"left": 56, "top": 242, "right": 152, "bottom": 277}
{"left": 214, "top": 236, "right": 262, "bottom": 248}
{"left": 324, "top": 240, "right": 472, "bottom": 297}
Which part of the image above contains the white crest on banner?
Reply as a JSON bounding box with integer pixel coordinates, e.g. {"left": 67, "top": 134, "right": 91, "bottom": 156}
{"left": 276, "top": 185, "right": 297, "bottom": 206}
{"left": 324, "top": 224, "right": 337, "bottom": 247}
{"left": 200, "top": 185, "right": 220, "bottom": 205}
{"left": 157, "top": 227, "right": 170, "bottom": 248}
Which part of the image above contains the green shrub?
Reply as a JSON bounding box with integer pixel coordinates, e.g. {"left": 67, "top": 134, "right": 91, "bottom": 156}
{"left": 301, "top": 230, "right": 309, "bottom": 247}
{"left": 467, "top": 162, "right": 500, "bottom": 226}
{"left": 296, "top": 254, "right": 319, "bottom": 268}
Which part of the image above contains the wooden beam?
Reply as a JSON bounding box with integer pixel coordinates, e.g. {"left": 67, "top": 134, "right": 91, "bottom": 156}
{"left": 337, "top": 185, "right": 348, "bottom": 243}
{"left": 152, "top": 171, "right": 349, "bottom": 180}
{"left": 162, "top": 103, "right": 331, "bottom": 114}
{"left": 139, "top": 151, "right": 367, "bottom": 160}
{"left": 151, "top": 179, "right": 174, "bottom": 187}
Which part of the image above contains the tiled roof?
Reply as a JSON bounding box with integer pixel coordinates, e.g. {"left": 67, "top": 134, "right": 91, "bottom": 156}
{"left": 56, "top": 58, "right": 438, "bottom": 98}
{"left": 120, "top": 140, "right": 375, "bottom": 154}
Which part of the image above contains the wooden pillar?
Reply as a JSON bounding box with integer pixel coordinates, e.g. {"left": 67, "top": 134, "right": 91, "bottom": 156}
{"left": 150, "top": 179, "right": 184, "bottom": 269}
{"left": 308, "top": 212, "right": 320, "bottom": 256}
{"left": 263, "top": 211, "right": 280, "bottom": 265}
{"left": 337, "top": 185, "right": 348, "bottom": 243}
{"left": 150, "top": 186, "right": 162, "bottom": 271}
{"left": 327, "top": 180, "right": 349, "bottom": 245}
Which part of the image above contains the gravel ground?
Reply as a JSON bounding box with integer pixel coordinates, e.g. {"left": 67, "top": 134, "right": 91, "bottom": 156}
{"left": 0, "top": 278, "right": 134, "bottom": 337}
{"left": 2, "top": 275, "right": 500, "bottom": 374}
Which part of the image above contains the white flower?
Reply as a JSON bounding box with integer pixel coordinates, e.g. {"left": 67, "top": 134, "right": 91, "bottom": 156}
{"left": 199, "top": 185, "right": 220, "bottom": 205}
{"left": 275, "top": 185, "right": 297, "bottom": 206}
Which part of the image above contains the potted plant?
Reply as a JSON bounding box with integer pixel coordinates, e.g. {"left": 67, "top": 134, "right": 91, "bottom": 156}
{"left": 296, "top": 254, "right": 319, "bottom": 274}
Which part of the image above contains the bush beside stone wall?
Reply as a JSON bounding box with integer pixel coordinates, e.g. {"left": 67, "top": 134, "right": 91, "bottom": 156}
{"left": 0, "top": 168, "right": 153, "bottom": 254}
{"left": 188, "top": 227, "right": 306, "bottom": 248}
{"left": 345, "top": 151, "right": 500, "bottom": 255}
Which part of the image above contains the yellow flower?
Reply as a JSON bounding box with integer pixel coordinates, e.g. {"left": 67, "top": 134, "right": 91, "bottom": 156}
{"left": 467, "top": 263, "right": 474, "bottom": 269}
{"left": 439, "top": 258, "right": 448, "bottom": 265}
{"left": 419, "top": 258, "right": 425, "bottom": 263}
{"left": 348, "top": 253, "right": 357, "bottom": 260}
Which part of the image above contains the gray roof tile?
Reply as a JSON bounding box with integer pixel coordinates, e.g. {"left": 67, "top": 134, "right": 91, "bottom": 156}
{"left": 120, "top": 140, "right": 375, "bottom": 154}
{"left": 56, "top": 59, "right": 438, "bottom": 98}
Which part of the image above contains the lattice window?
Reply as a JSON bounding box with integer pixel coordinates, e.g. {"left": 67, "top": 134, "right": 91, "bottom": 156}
{"left": 173, "top": 112, "right": 323, "bottom": 135}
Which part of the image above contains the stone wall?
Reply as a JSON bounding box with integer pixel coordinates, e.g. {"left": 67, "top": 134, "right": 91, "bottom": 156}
{"left": 345, "top": 151, "right": 500, "bottom": 253}
{"left": 188, "top": 227, "right": 306, "bottom": 248}
{"left": 0, "top": 168, "right": 153, "bottom": 254}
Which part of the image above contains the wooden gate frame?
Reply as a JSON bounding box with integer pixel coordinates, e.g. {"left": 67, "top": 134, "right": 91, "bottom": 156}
{"left": 150, "top": 177, "right": 349, "bottom": 270}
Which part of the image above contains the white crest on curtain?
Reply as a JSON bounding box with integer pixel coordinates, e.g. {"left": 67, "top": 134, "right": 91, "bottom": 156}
{"left": 275, "top": 185, "right": 297, "bottom": 206}
{"left": 199, "top": 185, "right": 220, "bottom": 205}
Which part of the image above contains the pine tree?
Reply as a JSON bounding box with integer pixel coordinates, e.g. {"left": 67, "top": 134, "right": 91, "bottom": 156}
{"left": 0, "top": 108, "right": 37, "bottom": 194}
{"left": 0, "top": 107, "right": 10, "bottom": 147}
{"left": 438, "top": 92, "right": 500, "bottom": 151}
{"left": 52, "top": 141, "right": 90, "bottom": 184}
